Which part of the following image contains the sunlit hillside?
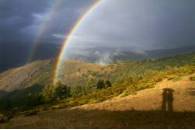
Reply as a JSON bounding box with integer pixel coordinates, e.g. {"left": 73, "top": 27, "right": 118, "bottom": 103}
{"left": 0, "top": 53, "right": 194, "bottom": 128}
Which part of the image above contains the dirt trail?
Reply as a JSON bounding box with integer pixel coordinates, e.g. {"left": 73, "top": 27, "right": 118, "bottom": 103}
{"left": 75, "top": 74, "right": 195, "bottom": 112}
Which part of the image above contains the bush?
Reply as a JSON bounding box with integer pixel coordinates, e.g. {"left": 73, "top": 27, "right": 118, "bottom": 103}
{"left": 27, "top": 93, "right": 44, "bottom": 107}
{"left": 190, "top": 76, "right": 195, "bottom": 81}
{"left": 70, "top": 86, "right": 88, "bottom": 97}
{"left": 42, "top": 84, "right": 56, "bottom": 102}
{"left": 54, "top": 82, "right": 71, "bottom": 100}
{"left": 105, "top": 80, "right": 112, "bottom": 88}
{"left": 96, "top": 80, "right": 105, "bottom": 89}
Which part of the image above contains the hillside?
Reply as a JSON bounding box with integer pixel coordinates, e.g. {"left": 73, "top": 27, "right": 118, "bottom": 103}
{"left": 58, "top": 60, "right": 107, "bottom": 86}
{"left": 1, "top": 74, "right": 195, "bottom": 128}
{"left": 76, "top": 74, "right": 195, "bottom": 111}
{"left": 0, "top": 42, "right": 60, "bottom": 73}
{"left": 0, "top": 60, "right": 52, "bottom": 92}
{"left": 0, "top": 53, "right": 195, "bottom": 128}
{"left": 0, "top": 60, "right": 53, "bottom": 110}
{"left": 63, "top": 46, "right": 195, "bottom": 63}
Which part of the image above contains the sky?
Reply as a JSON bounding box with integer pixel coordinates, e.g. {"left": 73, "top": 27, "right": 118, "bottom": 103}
{"left": 0, "top": 0, "right": 195, "bottom": 70}
{"left": 66, "top": 0, "right": 195, "bottom": 53}
{"left": 0, "top": 0, "right": 96, "bottom": 71}
{"left": 0, "top": 0, "right": 96, "bottom": 44}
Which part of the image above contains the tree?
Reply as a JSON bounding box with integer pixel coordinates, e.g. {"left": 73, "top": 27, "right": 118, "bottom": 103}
{"left": 54, "top": 82, "right": 70, "bottom": 100}
{"left": 105, "top": 80, "right": 112, "bottom": 88}
{"left": 27, "top": 93, "right": 43, "bottom": 107}
{"left": 71, "top": 85, "right": 87, "bottom": 97}
{"left": 42, "top": 84, "right": 55, "bottom": 102}
{"left": 96, "top": 80, "right": 105, "bottom": 89}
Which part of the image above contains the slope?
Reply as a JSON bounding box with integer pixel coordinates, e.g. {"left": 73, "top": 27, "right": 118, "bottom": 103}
{"left": 1, "top": 74, "right": 195, "bottom": 128}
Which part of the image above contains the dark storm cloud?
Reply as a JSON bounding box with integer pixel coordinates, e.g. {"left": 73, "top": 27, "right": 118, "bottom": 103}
{"left": 0, "top": 0, "right": 48, "bottom": 42}
{"left": 0, "top": 0, "right": 96, "bottom": 72}
{"left": 36, "top": 0, "right": 97, "bottom": 44}
{"left": 2, "top": 0, "right": 194, "bottom": 49}
{"left": 0, "top": 0, "right": 96, "bottom": 43}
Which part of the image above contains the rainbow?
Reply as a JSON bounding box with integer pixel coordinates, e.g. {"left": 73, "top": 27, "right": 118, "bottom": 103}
{"left": 53, "top": 0, "right": 102, "bottom": 85}
{"left": 28, "top": 1, "right": 63, "bottom": 62}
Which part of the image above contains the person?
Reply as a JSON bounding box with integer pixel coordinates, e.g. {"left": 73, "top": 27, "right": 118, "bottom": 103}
{"left": 162, "top": 88, "right": 174, "bottom": 112}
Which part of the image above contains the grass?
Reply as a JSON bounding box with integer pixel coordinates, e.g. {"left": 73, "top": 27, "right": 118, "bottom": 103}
{"left": 53, "top": 64, "right": 195, "bottom": 108}
{"left": 2, "top": 109, "right": 195, "bottom": 128}
{"left": 190, "top": 76, "right": 195, "bottom": 81}
{"left": 0, "top": 53, "right": 195, "bottom": 128}
{"left": 52, "top": 53, "right": 195, "bottom": 104}
{"left": 1, "top": 53, "right": 195, "bottom": 115}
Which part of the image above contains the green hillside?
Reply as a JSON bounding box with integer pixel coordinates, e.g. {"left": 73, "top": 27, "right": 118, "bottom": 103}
{"left": 0, "top": 53, "right": 194, "bottom": 118}
{"left": 53, "top": 53, "right": 195, "bottom": 107}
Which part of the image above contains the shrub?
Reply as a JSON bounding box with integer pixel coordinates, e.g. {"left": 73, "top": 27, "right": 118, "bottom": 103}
{"left": 54, "top": 82, "right": 71, "bottom": 100}
{"left": 42, "top": 84, "right": 55, "bottom": 102}
{"left": 190, "top": 76, "right": 195, "bottom": 81}
{"left": 70, "top": 86, "right": 87, "bottom": 97}
{"left": 105, "top": 80, "right": 112, "bottom": 88}
{"left": 27, "top": 93, "right": 44, "bottom": 107}
{"left": 96, "top": 80, "right": 105, "bottom": 89}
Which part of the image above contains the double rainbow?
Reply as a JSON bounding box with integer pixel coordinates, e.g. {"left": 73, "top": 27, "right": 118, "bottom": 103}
{"left": 28, "top": 1, "right": 63, "bottom": 62}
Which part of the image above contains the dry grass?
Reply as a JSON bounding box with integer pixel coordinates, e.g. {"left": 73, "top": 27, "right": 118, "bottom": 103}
{"left": 1, "top": 109, "right": 195, "bottom": 128}
{"left": 74, "top": 74, "right": 195, "bottom": 111}
{"left": 1, "top": 74, "right": 195, "bottom": 128}
{"left": 0, "top": 60, "right": 51, "bottom": 92}
{"left": 190, "top": 76, "right": 195, "bottom": 81}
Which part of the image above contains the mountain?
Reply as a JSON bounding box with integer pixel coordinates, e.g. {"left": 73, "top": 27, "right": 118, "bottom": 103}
{"left": 0, "top": 52, "right": 194, "bottom": 105}
{"left": 57, "top": 60, "right": 116, "bottom": 87}
{"left": 1, "top": 43, "right": 195, "bottom": 73}
{"left": 0, "top": 52, "right": 195, "bottom": 128}
{"left": 64, "top": 46, "right": 195, "bottom": 64}
{"left": 3, "top": 74, "right": 195, "bottom": 128}
{"left": 0, "top": 60, "right": 52, "bottom": 97}
{"left": 1, "top": 52, "right": 195, "bottom": 96}
{"left": 146, "top": 46, "right": 195, "bottom": 58}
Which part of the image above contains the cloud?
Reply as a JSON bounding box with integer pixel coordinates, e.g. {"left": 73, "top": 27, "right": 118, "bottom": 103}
{"left": 1, "top": 0, "right": 195, "bottom": 67}
{"left": 67, "top": 0, "right": 195, "bottom": 52}
{"left": 0, "top": 0, "right": 96, "bottom": 43}
{"left": 0, "top": 0, "right": 97, "bottom": 71}
{"left": 95, "top": 52, "right": 114, "bottom": 66}
{"left": 52, "top": 34, "right": 65, "bottom": 39}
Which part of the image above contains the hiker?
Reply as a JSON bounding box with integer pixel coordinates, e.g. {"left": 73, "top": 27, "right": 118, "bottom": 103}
{"left": 162, "top": 88, "right": 174, "bottom": 112}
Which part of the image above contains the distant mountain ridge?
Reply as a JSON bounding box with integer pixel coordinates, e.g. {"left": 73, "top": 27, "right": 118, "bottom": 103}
{"left": 66, "top": 46, "right": 195, "bottom": 64}
{"left": 1, "top": 43, "right": 195, "bottom": 72}
{"left": 146, "top": 46, "right": 195, "bottom": 58}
